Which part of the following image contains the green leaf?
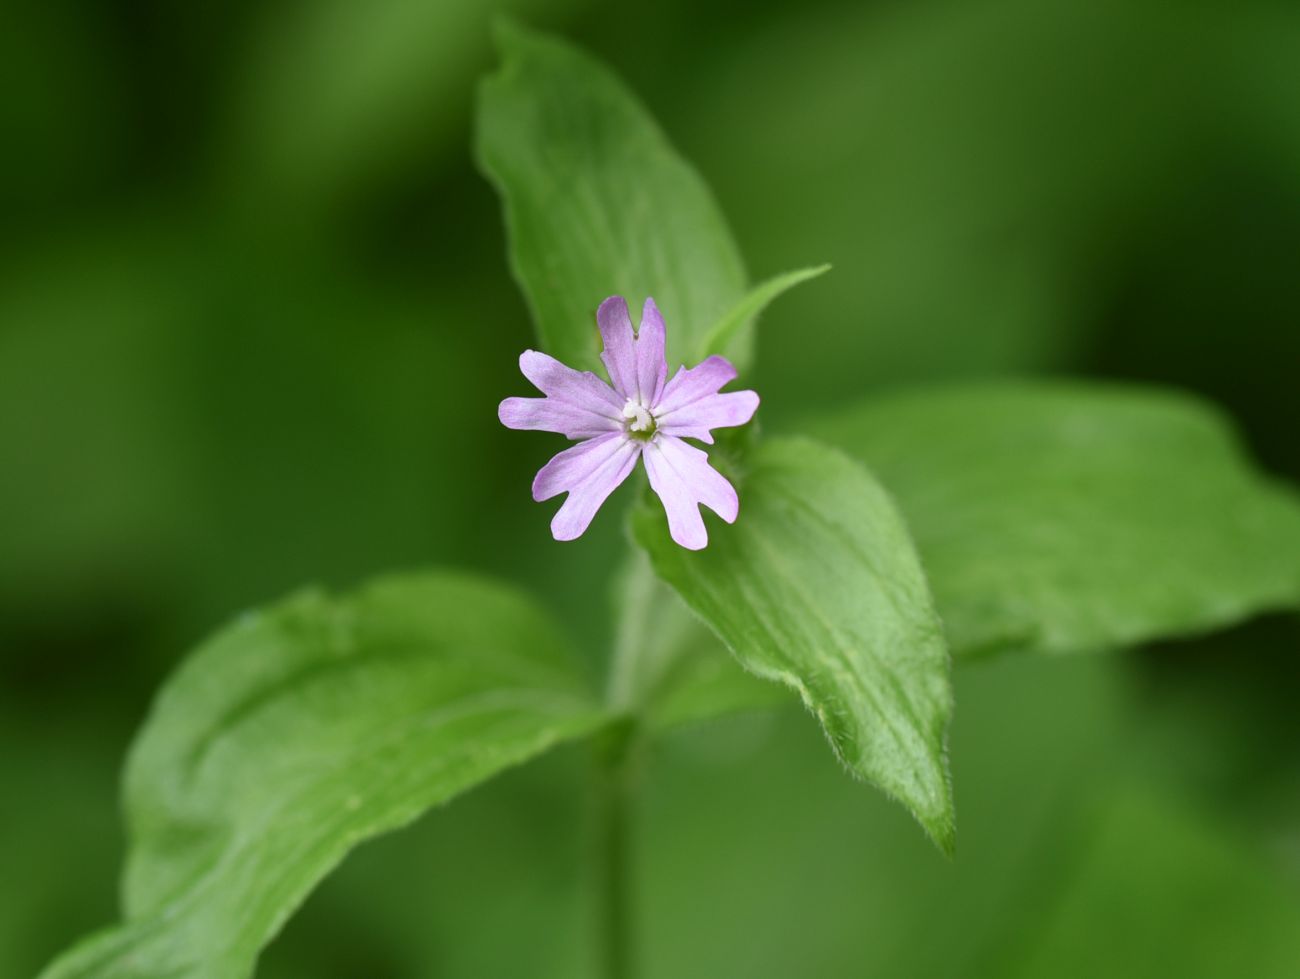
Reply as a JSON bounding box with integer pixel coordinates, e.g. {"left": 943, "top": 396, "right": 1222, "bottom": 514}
{"left": 476, "top": 22, "right": 751, "bottom": 374}
{"left": 631, "top": 437, "right": 955, "bottom": 851}
{"left": 607, "top": 550, "right": 784, "bottom": 730}
{"left": 810, "top": 382, "right": 1300, "bottom": 657}
{"left": 38, "top": 572, "right": 608, "bottom": 979}
{"left": 694, "top": 264, "right": 832, "bottom": 364}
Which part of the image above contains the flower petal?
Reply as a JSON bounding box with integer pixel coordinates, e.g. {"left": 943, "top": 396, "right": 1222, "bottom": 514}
{"left": 531, "top": 432, "right": 620, "bottom": 501}
{"left": 653, "top": 355, "right": 739, "bottom": 414}
{"left": 635, "top": 298, "right": 668, "bottom": 406}
{"left": 657, "top": 435, "right": 740, "bottom": 522}
{"left": 599, "top": 295, "right": 670, "bottom": 405}
{"left": 598, "top": 296, "right": 637, "bottom": 400}
{"left": 499, "top": 397, "right": 620, "bottom": 439}
{"left": 658, "top": 390, "right": 760, "bottom": 439}
{"left": 533, "top": 434, "right": 641, "bottom": 541}
{"left": 643, "top": 435, "right": 740, "bottom": 550}
{"left": 519, "top": 350, "right": 624, "bottom": 416}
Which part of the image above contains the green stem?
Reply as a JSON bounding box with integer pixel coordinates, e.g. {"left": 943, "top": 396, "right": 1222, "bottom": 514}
{"left": 606, "top": 549, "right": 659, "bottom": 710}
{"left": 594, "top": 725, "right": 636, "bottom": 979}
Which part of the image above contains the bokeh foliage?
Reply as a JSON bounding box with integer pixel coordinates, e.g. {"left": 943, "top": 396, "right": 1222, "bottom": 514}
{"left": 3, "top": 0, "right": 1299, "bottom": 976}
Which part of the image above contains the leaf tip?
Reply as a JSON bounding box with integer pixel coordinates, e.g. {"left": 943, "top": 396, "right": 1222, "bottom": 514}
{"left": 924, "top": 807, "right": 957, "bottom": 859}
{"left": 487, "top": 11, "right": 527, "bottom": 51}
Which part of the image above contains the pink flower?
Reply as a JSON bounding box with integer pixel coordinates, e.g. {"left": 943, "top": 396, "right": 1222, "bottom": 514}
{"left": 499, "top": 296, "right": 760, "bottom": 550}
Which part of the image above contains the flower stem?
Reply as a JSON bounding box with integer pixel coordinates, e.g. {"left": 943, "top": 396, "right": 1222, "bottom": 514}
{"left": 593, "top": 722, "right": 636, "bottom": 979}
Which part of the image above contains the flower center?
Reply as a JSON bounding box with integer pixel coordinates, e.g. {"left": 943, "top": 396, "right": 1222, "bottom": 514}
{"left": 622, "top": 398, "right": 657, "bottom": 439}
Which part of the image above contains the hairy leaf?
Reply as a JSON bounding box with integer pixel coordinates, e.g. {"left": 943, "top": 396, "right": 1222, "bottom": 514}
{"left": 39, "top": 573, "right": 607, "bottom": 979}
{"left": 476, "top": 23, "right": 751, "bottom": 374}
{"left": 811, "top": 382, "right": 1300, "bottom": 657}
{"left": 631, "top": 437, "right": 955, "bottom": 851}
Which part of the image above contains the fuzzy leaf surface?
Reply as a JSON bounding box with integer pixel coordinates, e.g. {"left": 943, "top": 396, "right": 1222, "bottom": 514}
{"left": 632, "top": 437, "right": 955, "bottom": 850}
{"left": 39, "top": 573, "right": 607, "bottom": 979}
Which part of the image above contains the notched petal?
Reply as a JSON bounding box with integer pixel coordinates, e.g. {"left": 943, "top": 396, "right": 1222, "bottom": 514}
{"left": 548, "top": 439, "right": 641, "bottom": 541}
{"left": 643, "top": 435, "right": 741, "bottom": 550}
{"left": 654, "top": 355, "right": 740, "bottom": 415}
{"left": 636, "top": 297, "right": 668, "bottom": 406}
{"left": 519, "top": 350, "right": 623, "bottom": 416}
{"left": 531, "top": 433, "right": 624, "bottom": 502}
{"left": 597, "top": 296, "right": 637, "bottom": 399}
{"left": 499, "top": 397, "right": 620, "bottom": 439}
{"left": 659, "top": 390, "right": 759, "bottom": 436}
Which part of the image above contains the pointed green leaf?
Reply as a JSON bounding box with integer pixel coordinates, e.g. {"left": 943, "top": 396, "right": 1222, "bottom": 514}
{"left": 476, "top": 22, "right": 751, "bottom": 374}
{"left": 811, "top": 382, "right": 1300, "bottom": 657}
{"left": 694, "top": 264, "right": 831, "bottom": 363}
{"left": 39, "top": 572, "right": 607, "bottom": 979}
{"left": 631, "top": 437, "right": 955, "bottom": 851}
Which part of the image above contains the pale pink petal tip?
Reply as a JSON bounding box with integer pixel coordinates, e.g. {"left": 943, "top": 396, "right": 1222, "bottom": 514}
{"left": 643, "top": 435, "right": 740, "bottom": 550}
{"left": 499, "top": 396, "right": 619, "bottom": 440}
{"left": 636, "top": 297, "right": 668, "bottom": 405}
{"left": 531, "top": 434, "right": 641, "bottom": 541}
{"left": 597, "top": 296, "right": 637, "bottom": 400}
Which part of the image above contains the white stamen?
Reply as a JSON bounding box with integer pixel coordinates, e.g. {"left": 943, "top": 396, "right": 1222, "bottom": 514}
{"left": 622, "top": 399, "right": 655, "bottom": 433}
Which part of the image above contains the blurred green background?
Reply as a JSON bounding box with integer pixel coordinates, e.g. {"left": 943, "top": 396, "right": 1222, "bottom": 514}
{"left": 3, "top": 0, "right": 1298, "bottom": 975}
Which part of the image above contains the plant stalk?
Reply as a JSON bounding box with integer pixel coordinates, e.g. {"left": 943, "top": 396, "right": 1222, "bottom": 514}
{"left": 593, "top": 723, "right": 636, "bottom": 979}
